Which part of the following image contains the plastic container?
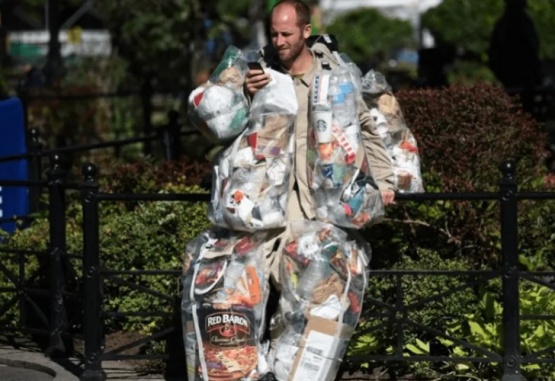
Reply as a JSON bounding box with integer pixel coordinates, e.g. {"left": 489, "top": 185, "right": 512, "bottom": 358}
{"left": 329, "top": 68, "right": 356, "bottom": 127}
{"left": 297, "top": 257, "right": 328, "bottom": 301}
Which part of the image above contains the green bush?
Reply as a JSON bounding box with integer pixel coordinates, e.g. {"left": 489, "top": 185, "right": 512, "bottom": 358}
{"left": 0, "top": 157, "right": 212, "bottom": 337}
{"left": 83, "top": 157, "right": 212, "bottom": 333}
{"left": 367, "top": 83, "right": 546, "bottom": 266}
{"left": 352, "top": 83, "right": 555, "bottom": 379}
{"left": 349, "top": 248, "right": 481, "bottom": 379}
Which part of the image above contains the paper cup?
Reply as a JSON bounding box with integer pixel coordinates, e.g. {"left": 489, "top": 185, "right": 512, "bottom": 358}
{"left": 313, "top": 109, "right": 333, "bottom": 143}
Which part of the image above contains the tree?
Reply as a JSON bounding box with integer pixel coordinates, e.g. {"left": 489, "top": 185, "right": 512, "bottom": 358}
{"left": 422, "top": 0, "right": 555, "bottom": 62}
{"left": 422, "top": 0, "right": 502, "bottom": 59}
{"left": 420, "top": 0, "right": 555, "bottom": 87}
{"left": 325, "top": 8, "right": 414, "bottom": 71}
{"left": 94, "top": 0, "right": 251, "bottom": 91}
{"left": 527, "top": 0, "right": 555, "bottom": 60}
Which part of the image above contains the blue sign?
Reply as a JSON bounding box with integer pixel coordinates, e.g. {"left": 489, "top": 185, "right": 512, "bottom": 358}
{"left": 0, "top": 97, "right": 29, "bottom": 233}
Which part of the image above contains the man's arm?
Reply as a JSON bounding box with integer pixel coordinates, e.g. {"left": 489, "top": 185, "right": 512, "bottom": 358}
{"left": 357, "top": 98, "right": 397, "bottom": 205}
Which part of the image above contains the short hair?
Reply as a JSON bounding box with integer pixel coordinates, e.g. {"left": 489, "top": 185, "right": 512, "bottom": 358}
{"left": 271, "top": 0, "right": 311, "bottom": 28}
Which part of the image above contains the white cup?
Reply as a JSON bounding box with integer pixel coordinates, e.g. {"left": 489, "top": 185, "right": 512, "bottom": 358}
{"left": 313, "top": 109, "right": 333, "bottom": 143}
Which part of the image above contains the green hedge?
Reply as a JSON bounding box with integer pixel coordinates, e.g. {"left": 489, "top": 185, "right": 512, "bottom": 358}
{"left": 354, "top": 83, "right": 555, "bottom": 379}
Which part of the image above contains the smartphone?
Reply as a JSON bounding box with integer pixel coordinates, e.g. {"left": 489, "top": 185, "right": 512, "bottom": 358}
{"left": 247, "top": 61, "right": 264, "bottom": 73}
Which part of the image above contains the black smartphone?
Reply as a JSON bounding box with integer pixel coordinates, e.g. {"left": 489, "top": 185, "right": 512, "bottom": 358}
{"left": 247, "top": 61, "right": 264, "bottom": 73}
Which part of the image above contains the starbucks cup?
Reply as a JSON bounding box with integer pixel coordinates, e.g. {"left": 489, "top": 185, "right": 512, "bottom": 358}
{"left": 313, "top": 109, "right": 333, "bottom": 143}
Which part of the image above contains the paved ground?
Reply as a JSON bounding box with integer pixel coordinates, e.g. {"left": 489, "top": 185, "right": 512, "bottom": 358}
{"left": 0, "top": 337, "right": 181, "bottom": 381}
{"left": 0, "top": 363, "right": 54, "bottom": 381}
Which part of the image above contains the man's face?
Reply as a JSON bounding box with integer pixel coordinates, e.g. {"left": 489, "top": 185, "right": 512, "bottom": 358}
{"left": 270, "top": 5, "right": 311, "bottom": 67}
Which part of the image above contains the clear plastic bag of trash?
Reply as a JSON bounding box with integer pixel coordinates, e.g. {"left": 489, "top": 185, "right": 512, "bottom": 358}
{"left": 361, "top": 69, "right": 424, "bottom": 193}
{"left": 181, "top": 228, "right": 270, "bottom": 381}
{"left": 209, "top": 69, "right": 298, "bottom": 232}
{"left": 268, "top": 220, "right": 370, "bottom": 381}
{"left": 188, "top": 46, "right": 250, "bottom": 142}
{"left": 250, "top": 68, "right": 299, "bottom": 116}
{"left": 308, "top": 66, "right": 385, "bottom": 229}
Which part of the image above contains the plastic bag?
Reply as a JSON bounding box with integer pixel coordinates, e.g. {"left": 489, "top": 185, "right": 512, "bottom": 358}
{"left": 361, "top": 70, "right": 424, "bottom": 193}
{"left": 272, "top": 221, "right": 370, "bottom": 381}
{"left": 188, "top": 46, "right": 250, "bottom": 142}
{"left": 308, "top": 66, "right": 385, "bottom": 229}
{"left": 209, "top": 68, "right": 298, "bottom": 232}
{"left": 181, "top": 228, "right": 271, "bottom": 381}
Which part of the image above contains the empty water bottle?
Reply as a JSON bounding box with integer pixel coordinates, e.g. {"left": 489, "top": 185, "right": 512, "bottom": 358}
{"left": 330, "top": 68, "right": 356, "bottom": 127}
{"left": 297, "top": 257, "right": 328, "bottom": 301}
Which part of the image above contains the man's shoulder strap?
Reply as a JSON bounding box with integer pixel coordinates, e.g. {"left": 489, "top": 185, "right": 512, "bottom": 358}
{"left": 308, "top": 34, "right": 344, "bottom": 71}
{"left": 307, "top": 34, "right": 339, "bottom": 51}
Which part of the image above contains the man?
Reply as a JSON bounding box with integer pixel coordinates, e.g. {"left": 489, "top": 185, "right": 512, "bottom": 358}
{"left": 182, "top": 2, "right": 396, "bottom": 381}
{"left": 246, "top": 0, "right": 396, "bottom": 379}
{"left": 246, "top": 0, "right": 396, "bottom": 219}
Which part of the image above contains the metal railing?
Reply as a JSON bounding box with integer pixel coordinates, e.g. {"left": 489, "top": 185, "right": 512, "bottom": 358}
{"left": 2, "top": 150, "right": 555, "bottom": 381}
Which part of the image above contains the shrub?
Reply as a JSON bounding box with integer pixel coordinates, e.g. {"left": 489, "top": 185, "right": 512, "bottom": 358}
{"left": 366, "top": 83, "right": 548, "bottom": 266}
{"left": 398, "top": 83, "right": 544, "bottom": 192}
{"left": 353, "top": 83, "right": 555, "bottom": 379}
{"left": 1, "top": 157, "right": 213, "bottom": 336}
{"left": 350, "top": 248, "right": 481, "bottom": 379}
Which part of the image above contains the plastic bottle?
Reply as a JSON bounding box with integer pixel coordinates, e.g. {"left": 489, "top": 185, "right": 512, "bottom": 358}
{"left": 222, "top": 260, "right": 245, "bottom": 294}
{"left": 328, "top": 76, "right": 346, "bottom": 127}
{"left": 330, "top": 68, "right": 356, "bottom": 127}
{"left": 297, "top": 257, "right": 328, "bottom": 301}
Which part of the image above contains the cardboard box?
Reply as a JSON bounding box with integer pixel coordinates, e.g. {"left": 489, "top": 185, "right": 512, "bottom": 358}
{"left": 289, "top": 316, "right": 353, "bottom": 381}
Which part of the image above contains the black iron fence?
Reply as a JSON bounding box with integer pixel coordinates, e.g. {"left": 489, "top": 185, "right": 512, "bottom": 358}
{"left": 2, "top": 146, "right": 555, "bottom": 381}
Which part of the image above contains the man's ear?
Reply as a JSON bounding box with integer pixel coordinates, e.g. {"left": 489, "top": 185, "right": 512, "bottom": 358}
{"left": 303, "top": 23, "right": 312, "bottom": 39}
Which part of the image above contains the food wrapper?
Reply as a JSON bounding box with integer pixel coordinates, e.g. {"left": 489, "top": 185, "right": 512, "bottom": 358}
{"left": 209, "top": 68, "right": 298, "bottom": 232}
{"left": 270, "top": 221, "right": 370, "bottom": 380}
{"left": 361, "top": 70, "right": 424, "bottom": 193}
{"left": 181, "top": 228, "right": 271, "bottom": 381}
{"left": 308, "top": 67, "right": 385, "bottom": 229}
{"left": 188, "top": 46, "right": 250, "bottom": 142}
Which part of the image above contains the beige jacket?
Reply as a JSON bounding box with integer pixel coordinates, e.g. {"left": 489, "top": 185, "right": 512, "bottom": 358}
{"left": 261, "top": 47, "right": 396, "bottom": 221}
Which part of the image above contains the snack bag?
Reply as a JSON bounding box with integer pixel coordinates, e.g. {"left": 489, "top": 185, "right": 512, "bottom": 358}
{"left": 181, "top": 228, "right": 271, "bottom": 381}
{"left": 209, "top": 68, "right": 298, "bottom": 232}
{"left": 271, "top": 221, "right": 370, "bottom": 381}
{"left": 308, "top": 66, "right": 385, "bottom": 229}
{"left": 188, "top": 46, "right": 250, "bottom": 142}
{"left": 361, "top": 70, "right": 424, "bottom": 193}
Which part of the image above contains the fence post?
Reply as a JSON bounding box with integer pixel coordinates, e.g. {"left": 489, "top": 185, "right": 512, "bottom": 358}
{"left": 80, "top": 163, "right": 106, "bottom": 381}
{"left": 46, "top": 154, "right": 69, "bottom": 358}
{"left": 17, "top": 85, "right": 29, "bottom": 130}
{"left": 27, "top": 127, "right": 43, "bottom": 213}
{"left": 161, "top": 109, "right": 181, "bottom": 161}
{"left": 499, "top": 160, "right": 525, "bottom": 381}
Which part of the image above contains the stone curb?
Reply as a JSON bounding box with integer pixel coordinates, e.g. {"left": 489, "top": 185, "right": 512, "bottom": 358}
{"left": 0, "top": 346, "right": 79, "bottom": 380}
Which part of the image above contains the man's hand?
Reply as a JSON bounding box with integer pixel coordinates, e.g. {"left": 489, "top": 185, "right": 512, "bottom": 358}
{"left": 245, "top": 69, "right": 271, "bottom": 96}
{"left": 381, "top": 189, "right": 395, "bottom": 206}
